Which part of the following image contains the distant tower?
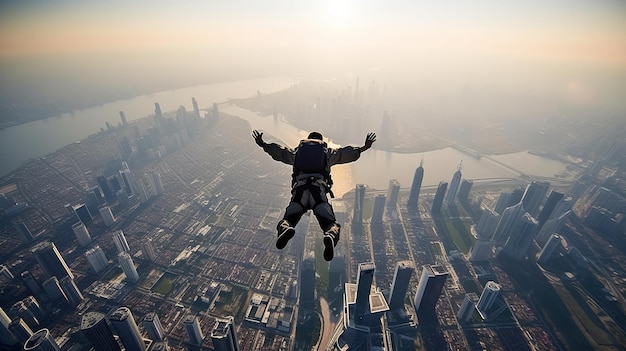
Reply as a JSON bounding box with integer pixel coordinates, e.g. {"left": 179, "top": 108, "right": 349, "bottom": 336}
{"left": 354, "top": 262, "right": 376, "bottom": 319}
{"left": 21, "top": 271, "right": 43, "bottom": 296}
{"left": 501, "top": 212, "right": 539, "bottom": 261}
{"left": 71, "top": 222, "right": 92, "bottom": 247}
{"left": 386, "top": 179, "right": 400, "bottom": 208}
{"left": 118, "top": 252, "right": 139, "bottom": 283}
{"left": 97, "top": 176, "right": 116, "bottom": 203}
{"left": 81, "top": 311, "right": 121, "bottom": 351}
{"left": 192, "top": 97, "right": 200, "bottom": 117}
{"left": 408, "top": 160, "right": 424, "bottom": 208}
{"left": 445, "top": 161, "right": 463, "bottom": 205}
{"left": 211, "top": 316, "right": 240, "bottom": 351}
{"left": 59, "top": 276, "right": 84, "bottom": 307}
{"left": 183, "top": 315, "right": 204, "bottom": 346}
{"left": 537, "top": 190, "right": 564, "bottom": 227}
{"left": 119, "top": 111, "right": 128, "bottom": 125}
{"left": 143, "top": 313, "right": 165, "bottom": 342}
{"left": 31, "top": 241, "right": 74, "bottom": 280}
{"left": 113, "top": 230, "right": 131, "bottom": 254}
{"left": 457, "top": 292, "right": 479, "bottom": 324}
{"left": 11, "top": 300, "right": 39, "bottom": 327}
{"left": 42, "top": 277, "right": 68, "bottom": 303}
{"left": 536, "top": 210, "right": 570, "bottom": 246}
{"left": 73, "top": 203, "right": 93, "bottom": 224}
{"left": 0, "top": 307, "right": 19, "bottom": 347}
{"left": 300, "top": 252, "right": 315, "bottom": 302}
{"left": 457, "top": 179, "right": 473, "bottom": 203}
{"left": 14, "top": 222, "right": 35, "bottom": 243}
{"left": 538, "top": 234, "right": 562, "bottom": 264}
{"left": 477, "top": 281, "right": 501, "bottom": 312}
{"left": 371, "top": 194, "right": 386, "bottom": 223}
{"left": 414, "top": 265, "right": 449, "bottom": 316}
{"left": 154, "top": 102, "right": 162, "bottom": 119}
{"left": 24, "top": 328, "right": 61, "bottom": 351}
{"left": 99, "top": 206, "right": 116, "bottom": 227}
{"left": 388, "top": 261, "right": 414, "bottom": 311}
{"left": 431, "top": 181, "right": 448, "bottom": 214}
{"left": 494, "top": 191, "right": 512, "bottom": 214}
{"left": 475, "top": 209, "right": 500, "bottom": 241}
{"left": 119, "top": 168, "right": 135, "bottom": 195}
{"left": 9, "top": 317, "right": 34, "bottom": 343}
{"left": 521, "top": 181, "right": 550, "bottom": 217}
{"left": 85, "top": 246, "right": 109, "bottom": 274}
{"left": 23, "top": 296, "right": 45, "bottom": 323}
{"left": 491, "top": 202, "right": 524, "bottom": 245}
{"left": 353, "top": 184, "right": 366, "bottom": 224}
{"left": 141, "top": 239, "right": 157, "bottom": 262}
{"left": 469, "top": 240, "right": 494, "bottom": 262}
{"left": 109, "top": 307, "right": 145, "bottom": 351}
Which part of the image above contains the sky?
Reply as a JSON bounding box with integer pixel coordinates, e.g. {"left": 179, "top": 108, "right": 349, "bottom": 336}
{"left": 1, "top": 0, "right": 625, "bottom": 120}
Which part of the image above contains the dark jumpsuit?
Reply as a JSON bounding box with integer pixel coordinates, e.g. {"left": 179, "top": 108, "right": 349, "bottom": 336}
{"left": 261, "top": 139, "right": 362, "bottom": 233}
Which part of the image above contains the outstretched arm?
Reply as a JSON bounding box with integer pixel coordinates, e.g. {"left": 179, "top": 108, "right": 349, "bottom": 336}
{"left": 359, "top": 132, "right": 376, "bottom": 153}
{"left": 252, "top": 129, "right": 296, "bottom": 165}
{"left": 252, "top": 130, "right": 266, "bottom": 147}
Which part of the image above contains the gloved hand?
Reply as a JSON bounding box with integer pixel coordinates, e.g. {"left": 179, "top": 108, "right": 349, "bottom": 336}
{"left": 252, "top": 130, "right": 266, "bottom": 147}
{"left": 360, "top": 132, "right": 377, "bottom": 152}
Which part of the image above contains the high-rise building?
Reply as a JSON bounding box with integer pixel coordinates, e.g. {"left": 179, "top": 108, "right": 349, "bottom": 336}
{"left": 81, "top": 311, "right": 121, "bottom": 351}
{"left": 538, "top": 234, "right": 563, "bottom": 264}
{"left": 24, "top": 328, "right": 61, "bottom": 351}
{"left": 148, "top": 341, "right": 171, "bottom": 351}
{"left": 537, "top": 190, "right": 564, "bottom": 227}
{"left": 85, "top": 246, "right": 109, "bottom": 274}
{"left": 469, "top": 240, "right": 494, "bottom": 262}
{"left": 11, "top": 300, "right": 39, "bottom": 327}
{"left": 414, "top": 265, "right": 449, "bottom": 316}
{"left": 0, "top": 307, "right": 19, "bottom": 347}
{"left": 211, "top": 316, "right": 239, "bottom": 351}
{"left": 73, "top": 203, "right": 93, "bottom": 224}
{"left": 113, "top": 230, "right": 131, "bottom": 254}
{"left": 15, "top": 222, "right": 35, "bottom": 243}
{"left": 475, "top": 209, "right": 500, "bottom": 241}
{"left": 501, "top": 213, "right": 539, "bottom": 261}
{"left": 109, "top": 307, "right": 146, "bottom": 351}
{"left": 31, "top": 241, "right": 74, "bottom": 280}
{"left": 183, "top": 315, "right": 204, "bottom": 346}
{"left": 9, "top": 317, "right": 34, "bottom": 344}
{"left": 388, "top": 261, "right": 414, "bottom": 311}
{"left": 353, "top": 184, "right": 366, "bottom": 224}
{"left": 42, "top": 277, "right": 68, "bottom": 303}
{"left": 457, "top": 293, "right": 479, "bottom": 324}
{"left": 143, "top": 313, "right": 165, "bottom": 342}
{"left": 59, "top": 276, "right": 84, "bottom": 307}
{"left": 477, "top": 281, "right": 501, "bottom": 312}
{"left": 301, "top": 251, "right": 315, "bottom": 302}
{"left": 99, "top": 206, "right": 116, "bottom": 227}
{"left": 120, "top": 111, "right": 128, "bottom": 125}
{"left": 118, "top": 252, "right": 140, "bottom": 283}
{"left": 97, "top": 176, "right": 116, "bottom": 203}
{"left": 192, "top": 97, "right": 200, "bottom": 117}
{"left": 431, "top": 181, "right": 448, "bottom": 214}
{"left": 0, "top": 264, "right": 14, "bottom": 282}
{"left": 71, "top": 222, "right": 92, "bottom": 247}
{"left": 521, "top": 181, "right": 550, "bottom": 217}
{"left": 386, "top": 179, "right": 400, "bottom": 208}
{"left": 371, "top": 194, "right": 386, "bottom": 223}
{"left": 141, "top": 239, "right": 157, "bottom": 262}
{"left": 457, "top": 179, "right": 473, "bottom": 203}
{"left": 21, "top": 271, "right": 43, "bottom": 296}
{"left": 408, "top": 161, "right": 424, "bottom": 208}
{"left": 354, "top": 262, "right": 376, "bottom": 318}
{"left": 23, "top": 296, "right": 44, "bottom": 323}
{"left": 494, "top": 191, "right": 512, "bottom": 214}
{"left": 119, "top": 167, "right": 135, "bottom": 195}
{"left": 508, "top": 188, "right": 525, "bottom": 208}
{"left": 536, "top": 210, "right": 570, "bottom": 246}
{"left": 491, "top": 202, "right": 524, "bottom": 245}
{"left": 445, "top": 163, "right": 463, "bottom": 205}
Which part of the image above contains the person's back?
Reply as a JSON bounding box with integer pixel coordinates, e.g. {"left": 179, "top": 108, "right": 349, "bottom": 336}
{"left": 253, "top": 130, "right": 376, "bottom": 261}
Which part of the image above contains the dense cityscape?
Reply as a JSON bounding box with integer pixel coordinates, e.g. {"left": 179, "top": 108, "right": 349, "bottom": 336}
{"left": 0, "top": 80, "right": 625, "bottom": 351}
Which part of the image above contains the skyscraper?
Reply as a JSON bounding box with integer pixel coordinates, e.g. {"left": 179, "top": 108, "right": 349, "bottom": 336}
{"left": 457, "top": 179, "right": 473, "bottom": 203}
{"left": 353, "top": 184, "right": 366, "bottom": 224}
{"left": 9, "top": 317, "right": 34, "bottom": 344}
{"left": 24, "top": 328, "right": 61, "bottom": 351}
{"left": 21, "top": 271, "right": 43, "bottom": 296}
{"left": 444, "top": 162, "right": 463, "bottom": 205}
{"left": 477, "top": 281, "right": 501, "bottom": 312}
{"left": 536, "top": 210, "right": 570, "bottom": 246}
{"left": 386, "top": 179, "right": 400, "bottom": 208}
{"left": 113, "top": 230, "right": 131, "bottom": 253}
{"left": 414, "top": 265, "right": 449, "bottom": 316}
{"left": 211, "top": 316, "right": 239, "bottom": 351}
{"left": 72, "top": 203, "right": 93, "bottom": 224}
{"left": 491, "top": 202, "right": 524, "bottom": 245}
{"left": 143, "top": 313, "right": 165, "bottom": 342}
{"left": 85, "top": 246, "right": 109, "bottom": 274}
{"left": 99, "top": 205, "right": 116, "bottom": 227}
{"left": 494, "top": 191, "right": 512, "bottom": 214}
{"left": 59, "top": 276, "right": 84, "bottom": 307}
{"left": 109, "top": 307, "right": 146, "bottom": 351}
{"left": 118, "top": 252, "right": 140, "bottom": 283}
{"left": 371, "top": 194, "right": 386, "bottom": 223}
{"left": 31, "top": 241, "right": 74, "bottom": 280}
{"left": 71, "top": 222, "right": 92, "bottom": 247}
{"left": 42, "top": 277, "right": 68, "bottom": 303}
{"left": 81, "top": 312, "right": 121, "bottom": 351}
{"left": 119, "top": 111, "right": 128, "bottom": 125}
{"left": 388, "top": 261, "right": 414, "bottom": 311}
{"left": 354, "top": 262, "right": 376, "bottom": 318}
{"left": 14, "top": 222, "right": 35, "bottom": 243}
{"left": 538, "top": 234, "right": 563, "bottom": 264}
{"left": 183, "top": 315, "right": 204, "bottom": 346}
{"left": 192, "top": 97, "right": 200, "bottom": 117}
{"left": 97, "top": 176, "right": 116, "bottom": 203}
{"left": 457, "top": 293, "right": 479, "bottom": 324}
{"left": 475, "top": 209, "right": 500, "bottom": 241}
{"left": 0, "top": 307, "right": 19, "bottom": 347}
{"left": 537, "top": 190, "right": 564, "bottom": 227}
{"left": 521, "top": 181, "right": 550, "bottom": 216}
{"left": 431, "top": 181, "right": 448, "bottom": 214}
{"left": 408, "top": 160, "right": 424, "bottom": 208}
{"left": 142, "top": 239, "right": 157, "bottom": 262}
{"left": 501, "top": 213, "right": 539, "bottom": 261}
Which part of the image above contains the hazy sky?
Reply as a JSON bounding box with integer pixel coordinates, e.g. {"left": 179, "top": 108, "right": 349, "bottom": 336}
{"left": 1, "top": 0, "right": 625, "bottom": 117}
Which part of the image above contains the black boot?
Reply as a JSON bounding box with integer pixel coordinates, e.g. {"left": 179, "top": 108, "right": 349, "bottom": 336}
{"left": 276, "top": 220, "right": 295, "bottom": 249}
{"left": 323, "top": 223, "right": 340, "bottom": 261}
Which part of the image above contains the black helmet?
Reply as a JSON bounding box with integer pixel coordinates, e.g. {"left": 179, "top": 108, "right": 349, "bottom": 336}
{"left": 307, "top": 131, "right": 323, "bottom": 140}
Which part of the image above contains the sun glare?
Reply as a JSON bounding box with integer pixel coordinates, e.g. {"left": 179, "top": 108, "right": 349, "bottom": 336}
{"left": 324, "top": 0, "right": 355, "bottom": 28}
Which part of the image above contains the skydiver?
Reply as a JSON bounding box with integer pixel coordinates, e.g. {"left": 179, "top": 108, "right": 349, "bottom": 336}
{"left": 253, "top": 130, "right": 376, "bottom": 261}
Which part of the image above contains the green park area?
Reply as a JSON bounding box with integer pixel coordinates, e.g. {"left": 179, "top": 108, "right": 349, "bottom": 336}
{"left": 435, "top": 205, "right": 476, "bottom": 254}
{"left": 151, "top": 272, "right": 178, "bottom": 296}
{"left": 212, "top": 286, "right": 250, "bottom": 321}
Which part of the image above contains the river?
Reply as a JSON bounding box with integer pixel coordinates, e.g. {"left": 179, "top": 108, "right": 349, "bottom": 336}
{"left": 0, "top": 76, "right": 571, "bottom": 198}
